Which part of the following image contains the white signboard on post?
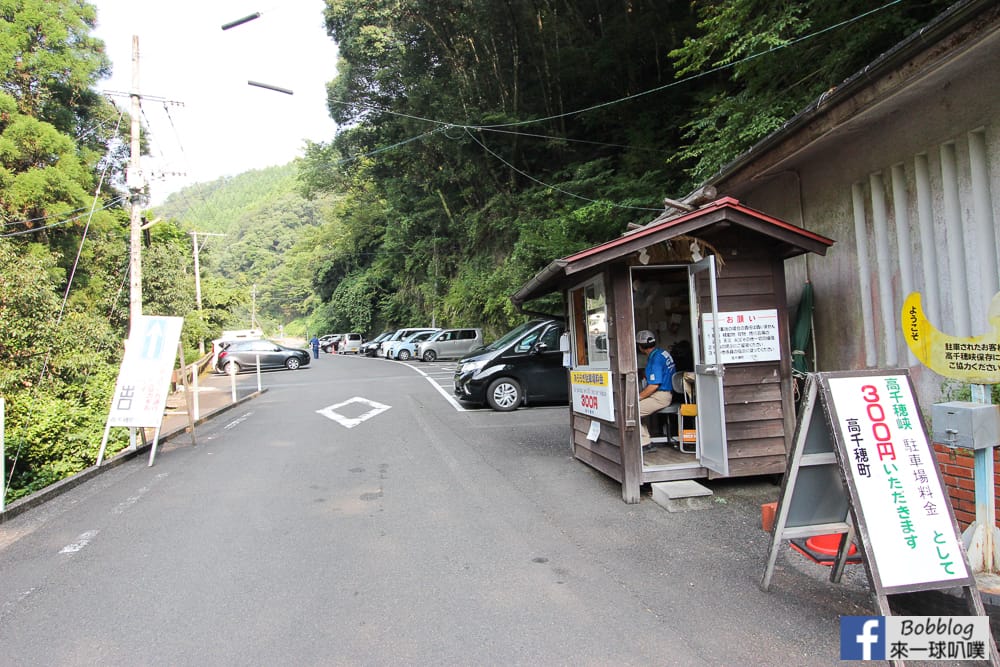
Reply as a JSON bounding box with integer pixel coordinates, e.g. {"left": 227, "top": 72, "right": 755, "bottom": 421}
{"left": 826, "top": 373, "right": 969, "bottom": 588}
{"left": 702, "top": 309, "right": 781, "bottom": 363}
{"left": 570, "top": 370, "right": 615, "bottom": 421}
{"left": 107, "top": 316, "right": 184, "bottom": 428}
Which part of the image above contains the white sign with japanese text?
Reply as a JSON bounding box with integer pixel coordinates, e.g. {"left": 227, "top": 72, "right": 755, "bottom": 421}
{"left": 570, "top": 370, "right": 614, "bottom": 421}
{"left": 702, "top": 309, "right": 781, "bottom": 363}
{"left": 107, "top": 316, "right": 184, "bottom": 428}
{"left": 827, "top": 374, "right": 968, "bottom": 588}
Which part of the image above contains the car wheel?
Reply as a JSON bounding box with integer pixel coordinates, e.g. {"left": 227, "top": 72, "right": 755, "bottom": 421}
{"left": 224, "top": 361, "right": 241, "bottom": 374}
{"left": 486, "top": 378, "right": 522, "bottom": 412}
{"left": 397, "top": 349, "right": 411, "bottom": 361}
{"left": 422, "top": 350, "right": 437, "bottom": 362}
{"left": 286, "top": 357, "right": 301, "bottom": 370}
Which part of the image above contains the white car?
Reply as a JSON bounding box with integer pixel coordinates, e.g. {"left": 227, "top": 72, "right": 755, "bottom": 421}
{"left": 381, "top": 327, "right": 439, "bottom": 358}
{"left": 339, "top": 332, "right": 364, "bottom": 353}
{"left": 415, "top": 328, "right": 484, "bottom": 361}
{"left": 389, "top": 330, "right": 439, "bottom": 361}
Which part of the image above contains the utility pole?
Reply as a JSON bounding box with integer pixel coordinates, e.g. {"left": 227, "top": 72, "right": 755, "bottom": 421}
{"left": 189, "top": 231, "right": 224, "bottom": 354}
{"left": 128, "top": 35, "right": 143, "bottom": 332}
{"left": 251, "top": 284, "right": 257, "bottom": 330}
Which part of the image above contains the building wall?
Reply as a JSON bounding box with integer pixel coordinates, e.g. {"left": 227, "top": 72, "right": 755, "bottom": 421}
{"left": 720, "top": 35, "right": 1000, "bottom": 530}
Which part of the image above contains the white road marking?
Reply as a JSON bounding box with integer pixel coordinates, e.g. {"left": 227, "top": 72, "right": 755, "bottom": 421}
{"left": 316, "top": 397, "right": 392, "bottom": 427}
{"left": 60, "top": 530, "right": 100, "bottom": 554}
{"left": 401, "top": 361, "right": 471, "bottom": 411}
{"left": 224, "top": 412, "right": 253, "bottom": 430}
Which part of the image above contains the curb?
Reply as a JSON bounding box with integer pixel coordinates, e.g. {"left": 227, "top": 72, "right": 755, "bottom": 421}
{"left": 0, "top": 388, "right": 267, "bottom": 525}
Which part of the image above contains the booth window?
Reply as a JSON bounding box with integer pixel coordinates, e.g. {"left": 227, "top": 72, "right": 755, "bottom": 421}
{"left": 571, "top": 277, "right": 610, "bottom": 369}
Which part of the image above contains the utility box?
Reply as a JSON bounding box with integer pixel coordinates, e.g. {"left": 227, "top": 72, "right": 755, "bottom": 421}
{"left": 931, "top": 401, "right": 1000, "bottom": 450}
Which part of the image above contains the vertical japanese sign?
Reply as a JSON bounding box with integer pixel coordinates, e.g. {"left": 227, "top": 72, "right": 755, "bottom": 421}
{"left": 107, "top": 316, "right": 184, "bottom": 428}
{"left": 826, "top": 373, "right": 968, "bottom": 589}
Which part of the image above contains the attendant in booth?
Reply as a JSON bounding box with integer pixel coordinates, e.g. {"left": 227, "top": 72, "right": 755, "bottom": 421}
{"left": 636, "top": 330, "right": 676, "bottom": 450}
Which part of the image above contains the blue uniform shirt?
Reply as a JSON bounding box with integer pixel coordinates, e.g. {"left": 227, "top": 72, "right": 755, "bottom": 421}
{"left": 645, "top": 347, "right": 676, "bottom": 392}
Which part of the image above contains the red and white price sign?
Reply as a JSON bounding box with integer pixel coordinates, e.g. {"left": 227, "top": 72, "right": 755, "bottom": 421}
{"left": 827, "top": 374, "right": 968, "bottom": 589}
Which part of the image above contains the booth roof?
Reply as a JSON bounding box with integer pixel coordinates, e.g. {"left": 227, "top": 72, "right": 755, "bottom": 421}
{"left": 511, "top": 197, "right": 834, "bottom": 307}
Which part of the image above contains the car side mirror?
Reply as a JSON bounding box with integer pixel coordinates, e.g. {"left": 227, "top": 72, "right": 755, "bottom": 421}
{"left": 532, "top": 342, "right": 549, "bottom": 354}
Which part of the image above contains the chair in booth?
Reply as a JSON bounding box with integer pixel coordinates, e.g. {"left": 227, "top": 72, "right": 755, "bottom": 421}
{"left": 648, "top": 372, "right": 688, "bottom": 450}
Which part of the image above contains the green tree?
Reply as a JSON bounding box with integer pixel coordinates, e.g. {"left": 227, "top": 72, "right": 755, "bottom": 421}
{"left": 668, "top": 0, "right": 954, "bottom": 181}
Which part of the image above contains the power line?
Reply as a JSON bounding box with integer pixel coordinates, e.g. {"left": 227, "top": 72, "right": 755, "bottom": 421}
{"left": 463, "top": 128, "right": 662, "bottom": 212}
{"left": 0, "top": 197, "right": 126, "bottom": 237}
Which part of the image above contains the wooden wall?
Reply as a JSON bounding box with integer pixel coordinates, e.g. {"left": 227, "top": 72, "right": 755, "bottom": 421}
{"left": 697, "top": 239, "right": 794, "bottom": 479}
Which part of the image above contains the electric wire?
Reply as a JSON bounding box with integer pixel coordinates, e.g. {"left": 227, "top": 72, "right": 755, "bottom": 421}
{"left": 1, "top": 203, "right": 109, "bottom": 228}
{"left": 474, "top": 0, "right": 906, "bottom": 129}
{"left": 0, "top": 197, "right": 126, "bottom": 237}
{"left": 327, "top": 0, "right": 905, "bottom": 136}
{"left": 463, "top": 128, "right": 662, "bottom": 212}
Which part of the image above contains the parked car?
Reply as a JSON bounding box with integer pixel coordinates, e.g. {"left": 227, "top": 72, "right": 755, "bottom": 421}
{"left": 215, "top": 339, "right": 310, "bottom": 373}
{"left": 361, "top": 331, "right": 393, "bottom": 357}
{"left": 390, "top": 330, "right": 439, "bottom": 361}
{"left": 380, "top": 327, "right": 439, "bottom": 358}
{"left": 319, "top": 334, "right": 341, "bottom": 353}
{"left": 340, "top": 332, "right": 365, "bottom": 354}
{"left": 210, "top": 331, "right": 263, "bottom": 370}
{"left": 453, "top": 319, "right": 568, "bottom": 411}
{"left": 416, "top": 327, "right": 484, "bottom": 362}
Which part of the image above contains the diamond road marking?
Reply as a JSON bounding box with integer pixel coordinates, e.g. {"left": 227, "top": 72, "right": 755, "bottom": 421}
{"left": 316, "top": 397, "right": 392, "bottom": 428}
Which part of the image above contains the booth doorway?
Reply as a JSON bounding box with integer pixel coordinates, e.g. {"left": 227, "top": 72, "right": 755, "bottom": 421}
{"left": 631, "top": 256, "right": 728, "bottom": 476}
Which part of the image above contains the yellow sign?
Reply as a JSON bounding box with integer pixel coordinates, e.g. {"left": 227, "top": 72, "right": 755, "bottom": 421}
{"left": 570, "top": 371, "right": 609, "bottom": 386}
{"left": 902, "top": 291, "right": 1000, "bottom": 383}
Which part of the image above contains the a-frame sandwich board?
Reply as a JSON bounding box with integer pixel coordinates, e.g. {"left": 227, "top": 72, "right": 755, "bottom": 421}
{"left": 762, "top": 370, "right": 998, "bottom": 665}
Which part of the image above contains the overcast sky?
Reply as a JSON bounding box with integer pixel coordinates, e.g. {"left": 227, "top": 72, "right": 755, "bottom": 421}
{"left": 90, "top": 0, "right": 339, "bottom": 202}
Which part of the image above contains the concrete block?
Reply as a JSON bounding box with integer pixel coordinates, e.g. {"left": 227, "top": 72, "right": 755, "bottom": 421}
{"left": 651, "top": 480, "right": 714, "bottom": 512}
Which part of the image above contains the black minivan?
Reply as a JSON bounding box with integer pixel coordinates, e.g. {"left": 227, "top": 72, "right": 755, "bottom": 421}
{"left": 453, "top": 319, "right": 568, "bottom": 411}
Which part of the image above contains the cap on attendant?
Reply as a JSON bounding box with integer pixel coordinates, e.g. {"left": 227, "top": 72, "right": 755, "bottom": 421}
{"left": 636, "top": 330, "right": 656, "bottom": 346}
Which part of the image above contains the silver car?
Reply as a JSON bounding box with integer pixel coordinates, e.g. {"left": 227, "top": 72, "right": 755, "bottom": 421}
{"left": 416, "top": 328, "right": 484, "bottom": 362}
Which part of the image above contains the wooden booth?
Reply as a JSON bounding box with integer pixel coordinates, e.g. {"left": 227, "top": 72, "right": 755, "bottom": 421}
{"left": 512, "top": 197, "right": 834, "bottom": 503}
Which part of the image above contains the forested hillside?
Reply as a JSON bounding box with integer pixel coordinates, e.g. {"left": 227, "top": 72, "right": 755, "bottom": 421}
{"left": 1, "top": 0, "right": 952, "bottom": 503}
{"left": 296, "top": 0, "right": 951, "bottom": 340}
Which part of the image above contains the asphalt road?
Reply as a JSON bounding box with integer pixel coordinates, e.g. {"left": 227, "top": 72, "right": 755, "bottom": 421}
{"left": 0, "top": 352, "right": 884, "bottom": 665}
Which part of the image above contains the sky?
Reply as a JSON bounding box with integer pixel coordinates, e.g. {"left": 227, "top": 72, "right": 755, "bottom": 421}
{"left": 90, "top": 1, "right": 339, "bottom": 203}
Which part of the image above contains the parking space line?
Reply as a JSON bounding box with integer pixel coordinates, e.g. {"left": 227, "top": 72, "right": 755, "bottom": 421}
{"left": 397, "top": 360, "right": 480, "bottom": 411}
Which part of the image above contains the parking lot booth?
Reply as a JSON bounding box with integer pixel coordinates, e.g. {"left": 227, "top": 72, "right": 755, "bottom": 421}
{"left": 512, "top": 197, "right": 834, "bottom": 503}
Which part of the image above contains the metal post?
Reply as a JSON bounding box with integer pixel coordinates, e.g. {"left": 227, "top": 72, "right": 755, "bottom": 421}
{"left": 192, "top": 231, "right": 204, "bottom": 355}
{"left": 966, "top": 383, "right": 999, "bottom": 573}
{"left": 192, "top": 361, "right": 200, "bottom": 421}
{"left": 95, "top": 421, "right": 113, "bottom": 466}
{"left": 229, "top": 359, "right": 237, "bottom": 403}
{"left": 255, "top": 354, "right": 261, "bottom": 393}
{"left": 178, "top": 342, "right": 196, "bottom": 447}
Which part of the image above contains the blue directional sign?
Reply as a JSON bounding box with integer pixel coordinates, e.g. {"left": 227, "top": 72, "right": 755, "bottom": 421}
{"left": 141, "top": 317, "right": 168, "bottom": 360}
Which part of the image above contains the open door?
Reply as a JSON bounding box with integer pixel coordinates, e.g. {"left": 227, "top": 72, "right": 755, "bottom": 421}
{"left": 688, "top": 256, "right": 729, "bottom": 476}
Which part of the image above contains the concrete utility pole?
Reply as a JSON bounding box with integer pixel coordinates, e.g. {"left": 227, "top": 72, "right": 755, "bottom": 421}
{"left": 251, "top": 284, "right": 258, "bottom": 330}
{"left": 128, "top": 35, "right": 143, "bottom": 332}
{"left": 190, "top": 231, "right": 225, "bottom": 354}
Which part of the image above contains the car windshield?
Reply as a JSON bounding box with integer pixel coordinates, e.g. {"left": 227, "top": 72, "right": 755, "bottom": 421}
{"left": 404, "top": 331, "right": 433, "bottom": 342}
{"left": 484, "top": 321, "right": 544, "bottom": 351}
